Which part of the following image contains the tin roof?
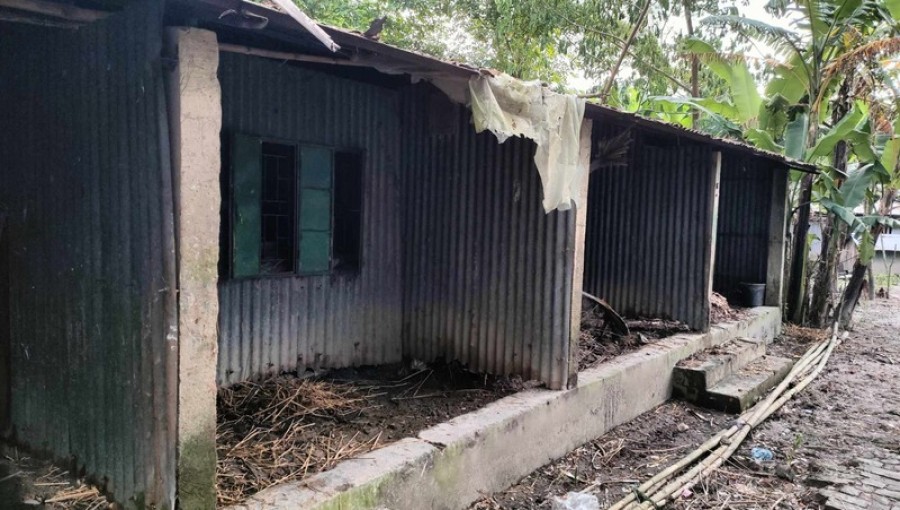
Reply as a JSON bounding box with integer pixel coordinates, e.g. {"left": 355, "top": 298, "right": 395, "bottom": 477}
{"left": 174, "top": 0, "right": 817, "bottom": 173}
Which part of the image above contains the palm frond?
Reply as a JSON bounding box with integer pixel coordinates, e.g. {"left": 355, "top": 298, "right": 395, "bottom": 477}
{"left": 687, "top": 50, "right": 791, "bottom": 71}
{"left": 701, "top": 14, "right": 804, "bottom": 57}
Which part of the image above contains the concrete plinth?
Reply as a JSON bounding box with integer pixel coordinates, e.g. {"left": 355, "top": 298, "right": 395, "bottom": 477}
{"left": 227, "top": 307, "right": 782, "bottom": 510}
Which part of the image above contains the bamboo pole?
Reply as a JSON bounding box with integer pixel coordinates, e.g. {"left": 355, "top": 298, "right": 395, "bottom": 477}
{"left": 218, "top": 43, "right": 371, "bottom": 67}
{"left": 0, "top": 0, "right": 106, "bottom": 22}
{"left": 606, "top": 326, "right": 843, "bottom": 509}
{"left": 648, "top": 332, "right": 844, "bottom": 508}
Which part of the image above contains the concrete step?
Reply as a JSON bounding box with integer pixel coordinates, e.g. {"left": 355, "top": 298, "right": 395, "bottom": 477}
{"left": 703, "top": 355, "right": 795, "bottom": 413}
{"left": 673, "top": 337, "right": 767, "bottom": 402}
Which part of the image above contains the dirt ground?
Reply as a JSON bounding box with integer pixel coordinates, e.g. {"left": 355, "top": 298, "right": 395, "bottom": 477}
{"left": 216, "top": 360, "right": 524, "bottom": 505}
{"left": 578, "top": 294, "right": 746, "bottom": 372}
{"left": 0, "top": 445, "right": 107, "bottom": 510}
{"left": 3, "top": 293, "right": 893, "bottom": 509}
{"left": 473, "top": 294, "right": 899, "bottom": 509}
{"left": 0, "top": 359, "right": 521, "bottom": 508}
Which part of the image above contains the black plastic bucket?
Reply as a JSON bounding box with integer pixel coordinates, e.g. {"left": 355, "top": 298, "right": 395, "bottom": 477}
{"left": 739, "top": 282, "right": 766, "bottom": 307}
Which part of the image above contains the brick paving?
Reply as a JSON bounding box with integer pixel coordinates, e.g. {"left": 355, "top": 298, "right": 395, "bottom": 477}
{"left": 814, "top": 451, "right": 900, "bottom": 510}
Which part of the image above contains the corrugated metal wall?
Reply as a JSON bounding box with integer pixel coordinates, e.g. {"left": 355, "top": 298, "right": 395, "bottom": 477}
{"left": 584, "top": 127, "right": 716, "bottom": 330}
{"left": 0, "top": 2, "right": 177, "bottom": 507}
{"left": 401, "top": 88, "right": 576, "bottom": 389}
{"left": 217, "top": 54, "right": 404, "bottom": 385}
{"left": 713, "top": 152, "right": 774, "bottom": 299}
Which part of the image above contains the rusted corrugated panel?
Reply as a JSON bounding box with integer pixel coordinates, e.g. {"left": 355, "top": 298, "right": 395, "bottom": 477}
{"left": 217, "top": 54, "right": 404, "bottom": 385}
{"left": 0, "top": 3, "right": 176, "bottom": 507}
{"left": 584, "top": 128, "right": 715, "bottom": 330}
{"left": 400, "top": 87, "right": 575, "bottom": 389}
{"left": 713, "top": 152, "right": 774, "bottom": 299}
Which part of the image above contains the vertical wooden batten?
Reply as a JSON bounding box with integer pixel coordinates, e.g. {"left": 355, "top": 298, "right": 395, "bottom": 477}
{"left": 567, "top": 118, "right": 593, "bottom": 387}
{"left": 705, "top": 151, "right": 722, "bottom": 330}
{"left": 766, "top": 167, "right": 789, "bottom": 306}
{"left": 164, "top": 26, "right": 222, "bottom": 509}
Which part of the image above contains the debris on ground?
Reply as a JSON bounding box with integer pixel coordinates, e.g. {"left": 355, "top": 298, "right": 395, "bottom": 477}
{"left": 216, "top": 361, "right": 518, "bottom": 505}
{"left": 469, "top": 401, "right": 733, "bottom": 509}
{"left": 582, "top": 292, "right": 629, "bottom": 336}
{"left": 751, "top": 447, "right": 775, "bottom": 462}
{"left": 216, "top": 378, "right": 373, "bottom": 505}
{"left": 472, "top": 293, "right": 900, "bottom": 509}
{"left": 782, "top": 323, "right": 829, "bottom": 344}
{"left": 578, "top": 293, "right": 748, "bottom": 372}
{"left": 578, "top": 299, "right": 692, "bottom": 371}
{"left": 471, "top": 328, "right": 816, "bottom": 509}
{"left": 550, "top": 491, "right": 599, "bottom": 510}
{"left": 710, "top": 292, "right": 740, "bottom": 323}
{"left": 0, "top": 447, "right": 109, "bottom": 510}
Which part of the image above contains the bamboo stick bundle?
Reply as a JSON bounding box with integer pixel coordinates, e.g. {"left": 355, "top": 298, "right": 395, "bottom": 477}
{"left": 605, "top": 325, "right": 844, "bottom": 510}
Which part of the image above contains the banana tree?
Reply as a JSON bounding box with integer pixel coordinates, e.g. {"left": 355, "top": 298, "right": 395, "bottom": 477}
{"left": 819, "top": 110, "right": 900, "bottom": 324}
{"left": 678, "top": 0, "right": 900, "bottom": 324}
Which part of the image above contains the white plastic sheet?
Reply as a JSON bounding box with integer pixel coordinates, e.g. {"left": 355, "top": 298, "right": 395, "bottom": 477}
{"left": 468, "top": 73, "right": 586, "bottom": 212}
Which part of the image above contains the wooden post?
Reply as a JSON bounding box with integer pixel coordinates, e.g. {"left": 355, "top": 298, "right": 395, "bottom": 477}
{"left": 703, "top": 151, "right": 722, "bottom": 331}
{"left": 567, "top": 118, "right": 593, "bottom": 388}
{"left": 164, "top": 27, "right": 221, "bottom": 509}
{"left": 765, "top": 167, "right": 789, "bottom": 306}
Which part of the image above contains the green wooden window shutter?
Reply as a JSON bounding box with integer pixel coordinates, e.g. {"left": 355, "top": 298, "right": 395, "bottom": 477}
{"left": 298, "top": 146, "right": 333, "bottom": 273}
{"left": 232, "top": 134, "right": 262, "bottom": 277}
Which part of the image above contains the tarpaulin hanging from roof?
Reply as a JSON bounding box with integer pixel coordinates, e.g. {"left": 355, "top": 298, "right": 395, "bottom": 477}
{"left": 468, "top": 73, "right": 586, "bottom": 212}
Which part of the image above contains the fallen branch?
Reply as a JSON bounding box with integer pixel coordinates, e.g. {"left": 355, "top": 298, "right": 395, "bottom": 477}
{"left": 582, "top": 292, "right": 630, "bottom": 336}
{"left": 0, "top": 471, "right": 21, "bottom": 483}
{"left": 44, "top": 487, "right": 100, "bottom": 503}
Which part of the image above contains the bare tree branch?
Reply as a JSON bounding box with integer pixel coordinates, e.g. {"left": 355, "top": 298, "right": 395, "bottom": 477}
{"left": 599, "top": 0, "right": 653, "bottom": 102}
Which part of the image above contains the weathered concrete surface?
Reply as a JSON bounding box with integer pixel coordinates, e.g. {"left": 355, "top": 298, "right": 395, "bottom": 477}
{"left": 226, "top": 307, "right": 781, "bottom": 510}
{"left": 165, "top": 27, "right": 222, "bottom": 510}
{"left": 673, "top": 337, "right": 767, "bottom": 401}
{"left": 704, "top": 354, "right": 795, "bottom": 413}
{"left": 228, "top": 439, "right": 438, "bottom": 510}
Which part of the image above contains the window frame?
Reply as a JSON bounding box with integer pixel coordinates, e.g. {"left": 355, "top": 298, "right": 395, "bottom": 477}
{"left": 226, "top": 132, "right": 364, "bottom": 281}
{"left": 258, "top": 139, "right": 300, "bottom": 276}
{"left": 331, "top": 148, "right": 365, "bottom": 275}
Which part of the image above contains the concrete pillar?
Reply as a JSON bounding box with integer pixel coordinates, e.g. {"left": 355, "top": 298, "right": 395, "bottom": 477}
{"left": 703, "top": 151, "right": 722, "bottom": 331}
{"left": 567, "top": 118, "right": 593, "bottom": 388}
{"left": 164, "top": 27, "right": 221, "bottom": 510}
{"left": 765, "top": 167, "right": 789, "bottom": 306}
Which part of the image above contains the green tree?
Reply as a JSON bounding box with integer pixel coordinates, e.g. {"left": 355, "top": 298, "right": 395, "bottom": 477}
{"left": 292, "top": 0, "right": 738, "bottom": 98}
{"left": 680, "top": 0, "right": 900, "bottom": 325}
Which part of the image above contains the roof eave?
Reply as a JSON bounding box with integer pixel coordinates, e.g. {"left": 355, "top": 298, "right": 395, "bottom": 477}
{"left": 584, "top": 104, "right": 818, "bottom": 173}
{"left": 176, "top": 0, "right": 818, "bottom": 174}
